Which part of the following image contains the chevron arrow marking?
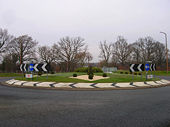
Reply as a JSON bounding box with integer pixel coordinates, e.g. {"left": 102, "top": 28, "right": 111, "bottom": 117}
{"left": 42, "top": 63, "right": 47, "bottom": 72}
{"left": 20, "top": 64, "right": 22, "bottom": 71}
{"left": 34, "top": 64, "right": 39, "bottom": 72}
{"left": 24, "top": 64, "right": 27, "bottom": 72}
{"left": 137, "top": 64, "right": 142, "bottom": 72}
{"left": 130, "top": 64, "right": 135, "bottom": 72}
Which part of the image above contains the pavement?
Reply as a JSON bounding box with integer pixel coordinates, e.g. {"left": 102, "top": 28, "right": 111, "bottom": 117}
{"left": 1, "top": 77, "right": 170, "bottom": 127}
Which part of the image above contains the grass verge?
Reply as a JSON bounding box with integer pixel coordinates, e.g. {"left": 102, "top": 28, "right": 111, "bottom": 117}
{"left": 16, "top": 72, "right": 157, "bottom": 83}
{"left": 0, "top": 73, "right": 23, "bottom": 77}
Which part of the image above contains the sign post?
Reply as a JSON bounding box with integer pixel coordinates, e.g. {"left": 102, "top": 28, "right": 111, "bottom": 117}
{"left": 130, "top": 64, "right": 144, "bottom": 82}
{"left": 29, "top": 63, "right": 34, "bottom": 80}
{"left": 145, "top": 63, "right": 150, "bottom": 80}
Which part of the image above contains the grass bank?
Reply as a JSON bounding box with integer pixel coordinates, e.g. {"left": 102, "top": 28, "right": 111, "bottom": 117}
{"left": 115, "top": 70, "right": 170, "bottom": 76}
{"left": 0, "top": 73, "right": 23, "bottom": 77}
{"left": 16, "top": 72, "right": 157, "bottom": 83}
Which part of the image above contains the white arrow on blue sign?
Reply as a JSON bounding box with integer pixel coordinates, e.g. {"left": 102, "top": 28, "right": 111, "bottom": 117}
{"left": 145, "top": 64, "right": 150, "bottom": 71}
{"left": 29, "top": 63, "right": 34, "bottom": 72}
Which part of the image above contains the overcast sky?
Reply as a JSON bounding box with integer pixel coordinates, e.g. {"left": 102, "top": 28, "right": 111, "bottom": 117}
{"left": 0, "top": 0, "right": 170, "bottom": 62}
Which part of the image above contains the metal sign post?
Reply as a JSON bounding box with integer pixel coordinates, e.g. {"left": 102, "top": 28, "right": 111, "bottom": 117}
{"left": 145, "top": 63, "right": 150, "bottom": 80}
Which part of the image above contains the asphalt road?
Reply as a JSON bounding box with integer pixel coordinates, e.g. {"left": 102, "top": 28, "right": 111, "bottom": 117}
{"left": 1, "top": 77, "right": 170, "bottom": 127}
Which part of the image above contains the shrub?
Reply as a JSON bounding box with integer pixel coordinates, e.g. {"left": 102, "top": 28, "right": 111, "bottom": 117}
{"left": 92, "top": 67, "right": 103, "bottom": 73}
{"left": 138, "top": 73, "right": 142, "bottom": 75}
{"left": 125, "top": 72, "right": 128, "bottom": 74}
{"left": 134, "top": 72, "right": 137, "bottom": 75}
{"left": 75, "top": 67, "right": 103, "bottom": 73}
{"left": 75, "top": 67, "right": 88, "bottom": 72}
{"left": 73, "top": 73, "right": 77, "bottom": 77}
{"left": 88, "top": 74, "right": 94, "bottom": 79}
{"left": 38, "top": 72, "right": 42, "bottom": 76}
{"left": 103, "top": 73, "right": 107, "bottom": 77}
{"left": 120, "top": 72, "right": 123, "bottom": 74}
{"left": 50, "top": 71, "right": 55, "bottom": 74}
{"left": 88, "top": 66, "right": 93, "bottom": 75}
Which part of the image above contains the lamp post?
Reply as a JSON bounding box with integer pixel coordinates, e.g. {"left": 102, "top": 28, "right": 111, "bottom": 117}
{"left": 160, "top": 32, "right": 168, "bottom": 75}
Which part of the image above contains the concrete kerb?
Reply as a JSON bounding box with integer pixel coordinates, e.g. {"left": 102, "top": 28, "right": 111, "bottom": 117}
{"left": 3, "top": 79, "right": 170, "bottom": 90}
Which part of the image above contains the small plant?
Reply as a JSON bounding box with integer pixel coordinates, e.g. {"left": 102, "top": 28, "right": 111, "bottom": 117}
{"left": 50, "top": 71, "right": 55, "bottom": 74}
{"left": 88, "top": 65, "right": 94, "bottom": 79}
{"left": 38, "top": 72, "right": 42, "bottom": 76}
{"left": 120, "top": 72, "right": 123, "bottom": 74}
{"left": 134, "top": 72, "right": 137, "bottom": 75}
{"left": 75, "top": 67, "right": 103, "bottom": 73}
{"left": 125, "top": 72, "right": 129, "bottom": 74}
{"left": 103, "top": 73, "right": 107, "bottom": 77}
{"left": 88, "top": 66, "right": 93, "bottom": 75}
{"left": 138, "top": 73, "right": 142, "bottom": 75}
{"left": 73, "top": 73, "right": 77, "bottom": 77}
{"left": 88, "top": 74, "right": 94, "bottom": 79}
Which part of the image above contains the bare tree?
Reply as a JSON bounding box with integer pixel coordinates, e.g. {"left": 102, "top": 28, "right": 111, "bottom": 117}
{"left": 131, "top": 41, "right": 144, "bottom": 63}
{"left": 76, "top": 50, "right": 93, "bottom": 67}
{"left": 38, "top": 45, "right": 56, "bottom": 64}
{"left": 112, "top": 36, "right": 132, "bottom": 65}
{"left": 153, "top": 41, "right": 166, "bottom": 65}
{"left": 132, "top": 37, "right": 156, "bottom": 63}
{"left": 99, "top": 41, "right": 112, "bottom": 66}
{"left": 53, "top": 36, "right": 86, "bottom": 72}
{"left": 8, "top": 35, "right": 38, "bottom": 64}
{"left": 0, "top": 28, "right": 13, "bottom": 53}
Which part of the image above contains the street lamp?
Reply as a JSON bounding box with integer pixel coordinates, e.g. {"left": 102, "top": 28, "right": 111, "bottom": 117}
{"left": 160, "top": 32, "right": 168, "bottom": 75}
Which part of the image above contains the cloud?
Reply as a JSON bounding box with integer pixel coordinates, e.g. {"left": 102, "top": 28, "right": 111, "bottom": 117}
{"left": 0, "top": 0, "right": 169, "bottom": 62}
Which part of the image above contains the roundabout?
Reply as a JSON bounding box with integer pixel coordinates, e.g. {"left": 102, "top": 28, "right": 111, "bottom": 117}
{"left": 5, "top": 78, "right": 170, "bottom": 90}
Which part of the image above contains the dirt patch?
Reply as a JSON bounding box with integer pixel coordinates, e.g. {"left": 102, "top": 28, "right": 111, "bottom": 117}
{"left": 70, "top": 75, "right": 109, "bottom": 81}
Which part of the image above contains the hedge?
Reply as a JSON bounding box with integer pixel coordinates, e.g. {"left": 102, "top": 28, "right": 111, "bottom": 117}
{"left": 75, "top": 67, "right": 103, "bottom": 73}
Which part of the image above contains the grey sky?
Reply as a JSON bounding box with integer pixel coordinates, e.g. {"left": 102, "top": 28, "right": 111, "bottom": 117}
{"left": 0, "top": 0, "right": 170, "bottom": 62}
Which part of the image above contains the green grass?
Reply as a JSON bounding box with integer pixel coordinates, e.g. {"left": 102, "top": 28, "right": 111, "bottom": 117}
{"left": 115, "top": 70, "right": 170, "bottom": 76}
{"left": 16, "top": 72, "right": 157, "bottom": 83}
{"left": 0, "top": 73, "right": 23, "bottom": 77}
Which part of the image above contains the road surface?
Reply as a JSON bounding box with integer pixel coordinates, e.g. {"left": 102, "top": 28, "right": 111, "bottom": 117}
{"left": 0, "top": 77, "right": 170, "bottom": 127}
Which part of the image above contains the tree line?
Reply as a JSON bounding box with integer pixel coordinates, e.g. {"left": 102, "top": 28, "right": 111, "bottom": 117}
{"left": 0, "top": 28, "right": 168, "bottom": 72}
{"left": 99, "top": 36, "right": 167, "bottom": 67}
{"left": 0, "top": 28, "right": 92, "bottom": 72}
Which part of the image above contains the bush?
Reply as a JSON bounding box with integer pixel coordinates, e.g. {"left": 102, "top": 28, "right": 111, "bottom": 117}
{"left": 92, "top": 67, "right": 103, "bottom": 73}
{"left": 75, "top": 67, "right": 103, "bottom": 73}
{"left": 38, "top": 72, "right": 42, "bottom": 76}
{"left": 103, "top": 73, "right": 107, "bottom": 77}
{"left": 50, "top": 71, "right": 55, "bottom": 74}
{"left": 125, "top": 72, "right": 128, "bottom": 74}
{"left": 88, "top": 74, "right": 94, "bottom": 79}
{"left": 120, "top": 72, "right": 123, "bottom": 74}
{"left": 134, "top": 72, "right": 137, "bottom": 75}
{"left": 88, "top": 66, "right": 93, "bottom": 75}
{"left": 138, "top": 73, "right": 142, "bottom": 75}
{"left": 75, "top": 67, "right": 88, "bottom": 72}
{"left": 73, "top": 73, "right": 77, "bottom": 77}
